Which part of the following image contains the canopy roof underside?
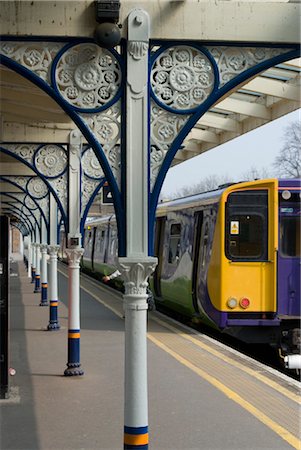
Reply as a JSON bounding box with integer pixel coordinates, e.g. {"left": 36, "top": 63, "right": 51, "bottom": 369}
{"left": 0, "top": 57, "right": 300, "bottom": 167}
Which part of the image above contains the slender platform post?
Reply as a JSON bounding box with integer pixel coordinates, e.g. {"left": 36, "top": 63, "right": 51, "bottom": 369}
{"left": 120, "top": 10, "right": 157, "bottom": 449}
{"left": 34, "top": 244, "right": 41, "bottom": 293}
{"left": 40, "top": 244, "right": 48, "bottom": 306}
{"left": 119, "top": 258, "right": 157, "bottom": 450}
{"left": 47, "top": 245, "right": 60, "bottom": 330}
{"left": 64, "top": 248, "right": 84, "bottom": 376}
{"left": 27, "top": 239, "right": 32, "bottom": 278}
{"left": 31, "top": 243, "right": 36, "bottom": 283}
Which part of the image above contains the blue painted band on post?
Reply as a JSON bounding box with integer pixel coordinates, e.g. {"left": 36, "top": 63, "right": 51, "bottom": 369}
{"left": 124, "top": 445, "right": 148, "bottom": 450}
{"left": 34, "top": 275, "right": 41, "bottom": 292}
{"left": 41, "top": 286, "right": 47, "bottom": 302}
{"left": 31, "top": 268, "right": 36, "bottom": 283}
{"left": 67, "top": 332, "right": 80, "bottom": 364}
{"left": 124, "top": 427, "right": 148, "bottom": 435}
{"left": 49, "top": 302, "right": 58, "bottom": 322}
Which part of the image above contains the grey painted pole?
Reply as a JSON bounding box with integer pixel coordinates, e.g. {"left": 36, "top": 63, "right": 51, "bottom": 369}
{"left": 119, "top": 9, "right": 157, "bottom": 449}
{"left": 64, "top": 248, "right": 84, "bottom": 376}
{"left": 47, "top": 245, "right": 60, "bottom": 330}
{"left": 34, "top": 243, "right": 41, "bottom": 293}
{"left": 64, "top": 130, "right": 84, "bottom": 376}
{"left": 40, "top": 244, "right": 48, "bottom": 306}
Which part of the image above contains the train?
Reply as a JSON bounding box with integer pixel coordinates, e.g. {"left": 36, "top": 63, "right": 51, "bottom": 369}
{"left": 68, "top": 178, "right": 301, "bottom": 369}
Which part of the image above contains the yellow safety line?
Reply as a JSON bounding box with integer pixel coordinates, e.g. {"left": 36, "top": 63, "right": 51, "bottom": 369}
{"left": 147, "top": 333, "right": 301, "bottom": 450}
{"left": 152, "top": 316, "right": 301, "bottom": 405}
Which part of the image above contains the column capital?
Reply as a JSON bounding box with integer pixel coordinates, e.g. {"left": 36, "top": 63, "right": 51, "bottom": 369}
{"left": 40, "top": 244, "right": 48, "bottom": 253}
{"left": 48, "top": 245, "right": 60, "bottom": 255}
{"left": 65, "top": 248, "right": 84, "bottom": 268}
{"left": 118, "top": 257, "right": 157, "bottom": 296}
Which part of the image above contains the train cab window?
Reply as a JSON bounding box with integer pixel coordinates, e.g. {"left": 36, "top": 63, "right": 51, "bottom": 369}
{"left": 168, "top": 223, "right": 181, "bottom": 265}
{"left": 280, "top": 216, "right": 300, "bottom": 257}
{"left": 226, "top": 214, "right": 265, "bottom": 260}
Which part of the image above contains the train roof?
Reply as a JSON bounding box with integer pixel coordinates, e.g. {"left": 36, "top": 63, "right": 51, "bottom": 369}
{"left": 84, "top": 178, "right": 301, "bottom": 228}
{"left": 157, "top": 183, "right": 235, "bottom": 214}
{"left": 158, "top": 177, "right": 301, "bottom": 213}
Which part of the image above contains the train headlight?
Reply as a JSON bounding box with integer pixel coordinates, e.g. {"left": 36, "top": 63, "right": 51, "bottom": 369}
{"left": 239, "top": 297, "right": 250, "bottom": 309}
{"left": 227, "top": 297, "right": 238, "bottom": 309}
{"left": 282, "top": 190, "right": 291, "bottom": 200}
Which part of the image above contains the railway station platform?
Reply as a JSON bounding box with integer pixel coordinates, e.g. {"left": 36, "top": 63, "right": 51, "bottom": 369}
{"left": 1, "top": 255, "right": 300, "bottom": 450}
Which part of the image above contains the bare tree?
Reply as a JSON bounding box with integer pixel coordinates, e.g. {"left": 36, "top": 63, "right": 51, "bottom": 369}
{"left": 241, "top": 166, "right": 271, "bottom": 181}
{"left": 164, "top": 174, "right": 232, "bottom": 200}
{"left": 273, "top": 120, "right": 301, "bottom": 178}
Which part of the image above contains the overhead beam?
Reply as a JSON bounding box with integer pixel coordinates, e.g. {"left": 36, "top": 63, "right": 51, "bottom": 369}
{"left": 197, "top": 112, "right": 242, "bottom": 133}
{"left": 0, "top": 1, "right": 300, "bottom": 43}
{"left": 187, "top": 128, "right": 220, "bottom": 144}
{"left": 1, "top": 122, "right": 82, "bottom": 143}
{"left": 1, "top": 103, "right": 68, "bottom": 123}
{"left": 213, "top": 98, "right": 271, "bottom": 120}
{"left": 243, "top": 77, "right": 300, "bottom": 101}
{"left": 0, "top": 162, "right": 34, "bottom": 176}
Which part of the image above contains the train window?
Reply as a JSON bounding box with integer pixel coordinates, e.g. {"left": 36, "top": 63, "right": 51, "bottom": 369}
{"left": 280, "top": 216, "right": 300, "bottom": 257}
{"left": 226, "top": 214, "right": 265, "bottom": 260}
{"left": 168, "top": 223, "right": 181, "bottom": 265}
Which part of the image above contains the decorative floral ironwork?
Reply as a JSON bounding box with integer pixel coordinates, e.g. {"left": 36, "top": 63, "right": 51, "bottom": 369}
{"left": 54, "top": 43, "right": 122, "bottom": 110}
{"left": 128, "top": 42, "right": 148, "bottom": 61}
{"left": 207, "top": 46, "right": 290, "bottom": 86}
{"left": 81, "top": 175, "right": 102, "bottom": 216}
{"left": 0, "top": 42, "right": 64, "bottom": 82}
{"left": 25, "top": 195, "right": 38, "bottom": 210}
{"left": 27, "top": 177, "right": 48, "bottom": 199}
{"left": 4, "top": 144, "right": 37, "bottom": 164}
{"left": 34, "top": 145, "right": 67, "bottom": 178}
{"left": 51, "top": 175, "right": 67, "bottom": 214}
{"left": 150, "top": 100, "right": 190, "bottom": 190}
{"left": 151, "top": 46, "right": 215, "bottom": 111}
{"left": 79, "top": 102, "right": 121, "bottom": 186}
{"left": 81, "top": 148, "right": 104, "bottom": 179}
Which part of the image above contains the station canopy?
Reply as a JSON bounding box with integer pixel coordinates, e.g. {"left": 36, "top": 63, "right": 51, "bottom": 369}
{"left": 1, "top": 56, "right": 300, "bottom": 169}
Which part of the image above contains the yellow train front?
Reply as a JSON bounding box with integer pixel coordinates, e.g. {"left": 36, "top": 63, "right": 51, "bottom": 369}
{"left": 153, "top": 178, "right": 300, "bottom": 368}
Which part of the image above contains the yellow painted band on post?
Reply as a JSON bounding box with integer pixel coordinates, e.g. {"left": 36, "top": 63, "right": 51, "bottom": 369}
{"left": 50, "top": 301, "right": 58, "bottom": 306}
{"left": 124, "top": 433, "right": 149, "bottom": 446}
{"left": 42, "top": 283, "right": 48, "bottom": 288}
{"left": 147, "top": 334, "right": 301, "bottom": 450}
{"left": 35, "top": 275, "right": 40, "bottom": 279}
{"left": 68, "top": 333, "right": 80, "bottom": 339}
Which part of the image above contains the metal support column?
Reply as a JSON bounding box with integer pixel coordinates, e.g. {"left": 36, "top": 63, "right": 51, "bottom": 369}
{"left": 34, "top": 243, "right": 41, "bottom": 293}
{"left": 47, "top": 195, "right": 60, "bottom": 330}
{"left": 0, "top": 216, "right": 9, "bottom": 399}
{"left": 118, "top": 10, "right": 157, "bottom": 449}
{"left": 31, "top": 242, "right": 36, "bottom": 283}
{"left": 27, "top": 237, "right": 32, "bottom": 278}
{"left": 40, "top": 244, "right": 48, "bottom": 306}
{"left": 64, "top": 248, "right": 84, "bottom": 376}
{"left": 47, "top": 245, "right": 60, "bottom": 330}
{"left": 64, "top": 129, "right": 84, "bottom": 376}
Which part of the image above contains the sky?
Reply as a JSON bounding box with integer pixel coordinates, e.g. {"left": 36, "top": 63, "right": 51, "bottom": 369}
{"left": 161, "top": 109, "right": 300, "bottom": 197}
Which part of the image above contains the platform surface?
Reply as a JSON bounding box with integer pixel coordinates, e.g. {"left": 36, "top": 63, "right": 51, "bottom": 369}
{"left": 1, "top": 257, "right": 300, "bottom": 450}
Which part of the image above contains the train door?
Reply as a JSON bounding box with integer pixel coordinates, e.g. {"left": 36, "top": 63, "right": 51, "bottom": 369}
{"left": 222, "top": 188, "right": 275, "bottom": 313}
{"left": 192, "top": 210, "right": 213, "bottom": 317}
{"left": 278, "top": 197, "right": 300, "bottom": 316}
{"left": 153, "top": 217, "right": 166, "bottom": 298}
{"left": 192, "top": 211, "right": 204, "bottom": 312}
